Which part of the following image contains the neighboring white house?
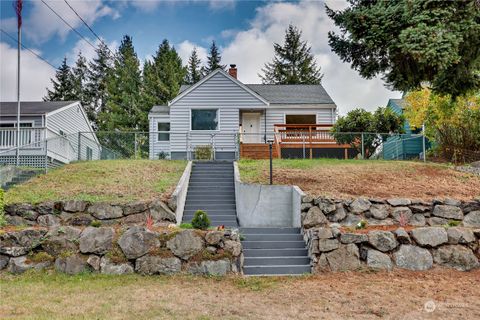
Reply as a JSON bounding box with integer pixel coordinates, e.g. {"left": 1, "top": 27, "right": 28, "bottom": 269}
{"left": 0, "top": 101, "right": 100, "bottom": 167}
{"left": 149, "top": 65, "right": 342, "bottom": 160}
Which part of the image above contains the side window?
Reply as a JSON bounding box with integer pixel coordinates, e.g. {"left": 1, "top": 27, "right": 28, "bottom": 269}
{"left": 86, "top": 146, "right": 93, "bottom": 160}
{"left": 157, "top": 122, "right": 170, "bottom": 141}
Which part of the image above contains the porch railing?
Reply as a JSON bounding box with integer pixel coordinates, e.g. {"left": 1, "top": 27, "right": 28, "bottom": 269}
{"left": 273, "top": 124, "right": 335, "bottom": 144}
{"left": 0, "top": 127, "right": 45, "bottom": 149}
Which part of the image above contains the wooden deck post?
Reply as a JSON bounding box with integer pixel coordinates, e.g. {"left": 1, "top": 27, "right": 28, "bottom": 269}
{"left": 344, "top": 148, "right": 348, "bottom": 159}
{"left": 309, "top": 126, "right": 313, "bottom": 159}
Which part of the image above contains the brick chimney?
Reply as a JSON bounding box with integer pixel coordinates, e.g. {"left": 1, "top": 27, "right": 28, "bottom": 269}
{"left": 228, "top": 64, "right": 237, "bottom": 79}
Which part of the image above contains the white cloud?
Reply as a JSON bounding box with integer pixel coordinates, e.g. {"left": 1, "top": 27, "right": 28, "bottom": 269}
{"left": 0, "top": 42, "right": 55, "bottom": 102}
{"left": 177, "top": 40, "right": 208, "bottom": 66}
{"left": 129, "top": 0, "right": 235, "bottom": 12}
{"left": 220, "top": 0, "right": 401, "bottom": 114}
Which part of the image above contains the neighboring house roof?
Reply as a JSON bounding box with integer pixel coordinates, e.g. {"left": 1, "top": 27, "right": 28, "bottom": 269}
{"left": 178, "top": 83, "right": 334, "bottom": 105}
{"left": 0, "top": 101, "right": 78, "bottom": 116}
{"left": 149, "top": 105, "right": 169, "bottom": 115}
{"left": 388, "top": 98, "right": 406, "bottom": 112}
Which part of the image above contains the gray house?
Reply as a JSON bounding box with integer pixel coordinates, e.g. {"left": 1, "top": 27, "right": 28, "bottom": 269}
{"left": 149, "top": 66, "right": 345, "bottom": 160}
{"left": 0, "top": 101, "right": 99, "bottom": 167}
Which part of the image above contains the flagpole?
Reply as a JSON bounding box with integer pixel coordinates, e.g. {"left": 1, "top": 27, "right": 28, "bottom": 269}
{"left": 15, "top": 0, "right": 22, "bottom": 166}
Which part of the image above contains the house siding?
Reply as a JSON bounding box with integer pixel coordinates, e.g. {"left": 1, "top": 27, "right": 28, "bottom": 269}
{"left": 149, "top": 114, "right": 171, "bottom": 159}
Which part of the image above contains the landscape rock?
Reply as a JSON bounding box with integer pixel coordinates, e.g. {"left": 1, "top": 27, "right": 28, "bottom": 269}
{"left": 367, "top": 249, "right": 393, "bottom": 270}
{"left": 302, "top": 195, "right": 314, "bottom": 203}
{"left": 316, "top": 227, "right": 334, "bottom": 239}
{"left": 394, "top": 228, "right": 411, "bottom": 244}
{"left": 87, "top": 255, "right": 101, "bottom": 271}
{"left": 301, "top": 203, "right": 312, "bottom": 211}
{"left": 463, "top": 211, "right": 480, "bottom": 227}
{"left": 444, "top": 198, "right": 461, "bottom": 206}
{"left": 315, "top": 198, "right": 336, "bottom": 214}
{"left": 121, "top": 213, "right": 147, "bottom": 225}
{"left": 410, "top": 205, "right": 430, "bottom": 214}
{"left": 369, "top": 204, "right": 389, "bottom": 220}
{"left": 410, "top": 214, "right": 426, "bottom": 227}
{"left": 447, "top": 227, "right": 476, "bottom": 244}
{"left": 391, "top": 207, "right": 412, "bottom": 223}
{"left": 328, "top": 203, "right": 347, "bottom": 222}
{"left": 66, "top": 214, "right": 93, "bottom": 226}
{"left": 224, "top": 240, "right": 242, "bottom": 256}
{"left": 167, "top": 229, "right": 204, "bottom": 260}
{"left": 322, "top": 244, "right": 360, "bottom": 271}
{"left": 205, "top": 231, "right": 224, "bottom": 245}
{"left": 302, "top": 206, "right": 328, "bottom": 228}
{"left": 37, "top": 214, "right": 61, "bottom": 227}
{"left": 341, "top": 214, "right": 362, "bottom": 226}
{"left": 7, "top": 256, "right": 52, "bottom": 274}
{"left": 100, "top": 257, "right": 134, "bottom": 275}
{"left": 117, "top": 226, "right": 160, "bottom": 259}
{"left": 43, "top": 226, "right": 82, "bottom": 255}
{"left": 411, "top": 227, "right": 448, "bottom": 247}
{"left": 427, "top": 217, "right": 449, "bottom": 226}
{"left": 339, "top": 233, "right": 368, "bottom": 244}
{"left": 88, "top": 203, "right": 123, "bottom": 220}
{"left": 0, "top": 254, "right": 9, "bottom": 270}
{"left": 368, "top": 231, "right": 398, "bottom": 252}
{"left": 318, "top": 239, "right": 340, "bottom": 252}
{"left": 5, "top": 215, "right": 32, "bottom": 226}
{"left": 432, "top": 205, "right": 464, "bottom": 220}
{"left": 394, "top": 245, "right": 433, "bottom": 271}
{"left": 123, "top": 201, "right": 149, "bottom": 216}
{"left": 349, "top": 198, "right": 371, "bottom": 214}
{"left": 135, "top": 255, "right": 181, "bottom": 275}
{"left": 79, "top": 227, "right": 114, "bottom": 255}
{"left": 387, "top": 198, "right": 411, "bottom": 206}
{"left": 36, "top": 201, "right": 62, "bottom": 215}
{"left": 55, "top": 254, "right": 88, "bottom": 275}
{"left": 63, "top": 200, "right": 88, "bottom": 213}
{"left": 0, "top": 228, "right": 47, "bottom": 257}
{"left": 433, "top": 245, "right": 479, "bottom": 271}
{"left": 149, "top": 200, "right": 176, "bottom": 222}
{"left": 187, "top": 259, "right": 231, "bottom": 276}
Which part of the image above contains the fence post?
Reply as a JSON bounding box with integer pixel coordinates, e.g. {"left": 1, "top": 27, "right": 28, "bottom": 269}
{"left": 134, "top": 132, "right": 138, "bottom": 159}
{"left": 361, "top": 133, "right": 364, "bottom": 159}
{"left": 77, "top": 132, "right": 81, "bottom": 161}
{"left": 44, "top": 138, "right": 48, "bottom": 173}
{"left": 422, "top": 123, "right": 426, "bottom": 162}
{"left": 302, "top": 134, "right": 306, "bottom": 159}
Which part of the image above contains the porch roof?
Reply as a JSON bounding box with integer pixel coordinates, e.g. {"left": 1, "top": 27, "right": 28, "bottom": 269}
{"left": 0, "top": 101, "right": 77, "bottom": 116}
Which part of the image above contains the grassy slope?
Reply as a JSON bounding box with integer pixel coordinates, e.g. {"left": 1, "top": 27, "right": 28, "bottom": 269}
{"left": 5, "top": 160, "right": 186, "bottom": 204}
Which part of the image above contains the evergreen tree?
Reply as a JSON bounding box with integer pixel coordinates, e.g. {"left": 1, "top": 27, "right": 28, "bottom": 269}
{"left": 44, "top": 57, "right": 76, "bottom": 101}
{"left": 142, "top": 39, "right": 186, "bottom": 108}
{"left": 185, "top": 47, "right": 202, "bottom": 84}
{"left": 72, "top": 52, "right": 93, "bottom": 121}
{"left": 87, "top": 42, "right": 112, "bottom": 129}
{"left": 260, "top": 25, "right": 323, "bottom": 84}
{"left": 204, "top": 40, "right": 226, "bottom": 74}
{"left": 98, "top": 35, "right": 143, "bottom": 131}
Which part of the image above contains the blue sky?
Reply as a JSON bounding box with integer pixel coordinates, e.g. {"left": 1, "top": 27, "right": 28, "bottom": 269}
{"left": 0, "top": 0, "right": 401, "bottom": 113}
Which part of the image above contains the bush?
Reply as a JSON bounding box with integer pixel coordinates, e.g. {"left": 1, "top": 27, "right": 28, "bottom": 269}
{"left": 191, "top": 210, "right": 210, "bottom": 230}
{"left": 158, "top": 151, "right": 168, "bottom": 160}
{"left": 195, "top": 145, "right": 213, "bottom": 160}
{"left": 0, "top": 188, "right": 6, "bottom": 227}
{"left": 90, "top": 220, "right": 102, "bottom": 228}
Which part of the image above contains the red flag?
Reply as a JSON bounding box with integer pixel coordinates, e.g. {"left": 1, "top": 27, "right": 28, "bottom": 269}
{"left": 13, "top": 0, "right": 23, "bottom": 29}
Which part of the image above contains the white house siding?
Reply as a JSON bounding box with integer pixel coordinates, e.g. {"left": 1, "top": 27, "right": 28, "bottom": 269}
{"left": 149, "top": 114, "right": 170, "bottom": 159}
{"left": 169, "top": 72, "right": 267, "bottom": 159}
{"left": 45, "top": 103, "right": 100, "bottom": 161}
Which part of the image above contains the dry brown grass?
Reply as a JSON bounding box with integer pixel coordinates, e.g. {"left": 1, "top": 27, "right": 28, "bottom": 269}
{"left": 5, "top": 160, "right": 186, "bottom": 204}
{"left": 239, "top": 159, "right": 480, "bottom": 200}
{"left": 0, "top": 269, "right": 479, "bottom": 319}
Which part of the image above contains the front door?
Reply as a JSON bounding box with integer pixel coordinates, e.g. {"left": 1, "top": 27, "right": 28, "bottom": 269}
{"left": 242, "top": 113, "right": 261, "bottom": 143}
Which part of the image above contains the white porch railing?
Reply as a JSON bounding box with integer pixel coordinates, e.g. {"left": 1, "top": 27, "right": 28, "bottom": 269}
{"left": 0, "top": 127, "right": 45, "bottom": 149}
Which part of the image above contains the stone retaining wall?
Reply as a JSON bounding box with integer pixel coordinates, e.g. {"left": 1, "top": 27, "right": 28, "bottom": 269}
{"left": 4, "top": 199, "right": 177, "bottom": 227}
{"left": 301, "top": 195, "right": 480, "bottom": 272}
{"left": 0, "top": 226, "right": 242, "bottom": 276}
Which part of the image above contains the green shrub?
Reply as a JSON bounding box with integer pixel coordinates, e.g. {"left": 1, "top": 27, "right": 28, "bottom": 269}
{"left": 194, "top": 145, "right": 213, "bottom": 160}
{"left": 445, "top": 220, "right": 462, "bottom": 228}
{"left": 90, "top": 220, "right": 102, "bottom": 228}
{"left": 179, "top": 223, "right": 193, "bottom": 229}
{"left": 191, "top": 210, "right": 211, "bottom": 230}
{"left": 0, "top": 188, "right": 6, "bottom": 227}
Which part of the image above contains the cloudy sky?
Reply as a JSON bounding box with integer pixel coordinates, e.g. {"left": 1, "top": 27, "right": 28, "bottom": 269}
{"left": 0, "top": 0, "right": 401, "bottom": 114}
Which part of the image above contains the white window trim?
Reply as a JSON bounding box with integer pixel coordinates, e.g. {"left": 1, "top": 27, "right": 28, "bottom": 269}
{"left": 189, "top": 108, "right": 221, "bottom": 132}
{"left": 156, "top": 121, "right": 170, "bottom": 142}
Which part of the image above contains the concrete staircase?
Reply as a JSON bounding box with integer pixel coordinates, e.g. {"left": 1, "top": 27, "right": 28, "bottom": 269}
{"left": 241, "top": 227, "right": 311, "bottom": 276}
{"left": 1, "top": 169, "right": 41, "bottom": 191}
{"left": 182, "top": 161, "right": 238, "bottom": 227}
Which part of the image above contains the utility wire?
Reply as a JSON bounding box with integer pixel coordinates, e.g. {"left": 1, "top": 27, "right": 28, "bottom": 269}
{"left": 1, "top": 28, "right": 57, "bottom": 69}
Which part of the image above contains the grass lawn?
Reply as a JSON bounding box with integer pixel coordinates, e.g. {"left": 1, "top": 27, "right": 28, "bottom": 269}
{"left": 238, "top": 159, "right": 480, "bottom": 200}
{"left": 0, "top": 270, "right": 478, "bottom": 319}
{"left": 4, "top": 160, "right": 187, "bottom": 204}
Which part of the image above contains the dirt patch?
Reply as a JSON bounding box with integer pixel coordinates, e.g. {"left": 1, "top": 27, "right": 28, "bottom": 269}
{"left": 240, "top": 160, "right": 480, "bottom": 200}
{"left": 0, "top": 269, "right": 479, "bottom": 319}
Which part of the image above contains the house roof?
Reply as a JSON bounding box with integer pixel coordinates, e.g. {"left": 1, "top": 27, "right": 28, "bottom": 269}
{"left": 149, "top": 105, "right": 169, "bottom": 114}
{"left": 178, "top": 83, "right": 334, "bottom": 105}
{"left": 388, "top": 98, "right": 406, "bottom": 109}
{"left": 0, "top": 101, "right": 78, "bottom": 116}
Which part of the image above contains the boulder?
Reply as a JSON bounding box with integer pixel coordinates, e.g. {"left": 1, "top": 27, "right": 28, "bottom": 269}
{"left": 88, "top": 203, "right": 123, "bottom": 220}
{"left": 36, "top": 201, "right": 62, "bottom": 215}
{"left": 100, "top": 257, "right": 134, "bottom": 275}
{"left": 123, "top": 201, "right": 149, "bottom": 216}
{"left": 444, "top": 198, "right": 462, "bottom": 207}
{"left": 318, "top": 239, "right": 340, "bottom": 252}
{"left": 349, "top": 198, "right": 371, "bottom": 214}
{"left": 66, "top": 214, "right": 93, "bottom": 226}
{"left": 43, "top": 226, "right": 82, "bottom": 256}
{"left": 7, "top": 256, "right": 52, "bottom": 274}
{"left": 369, "top": 204, "right": 390, "bottom": 220}
{"left": 367, "top": 218, "right": 395, "bottom": 226}
{"left": 5, "top": 216, "right": 32, "bottom": 226}
{"left": 87, "top": 255, "right": 101, "bottom": 271}
{"left": 394, "top": 245, "right": 433, "bottom": 270}
{"left": 302, "top": 206, "right": 328, "bottom": 229}
{"left": 0, "top": 228, "right": 47, "bottom": 257}
{"left": 410, "top": 205, "right": 431, "bottom": 214}
{"left": 433, "top": 245, "right": 479, "bottom": 271}
{"left": 391, "top": 207, "right": 412, "bottom": 223}
{"left": 0, "top": 254, "right": 9, "bottom": 270}
{"left": 79, "top": 227, "right": 114, "bottom": 255}
{"left": 410, "top": 214, "right": 426, "bottom": 227}
{"left": 447, "top": 227, "right": 476, "bottom": 244}
{"left": 316, "top": 227, "right": 334, "bottom": 239}
{"left": 463, "top": 211, "right": 480, "bottom": 227}
{"left": 166, "top": 229, "right": 204, "bottom": 260}
{"left": 37, "top": 214, "right": 61, "bottom": 227}
{"left": 432, "top": 205, "right": 463, "bottom": 220}
{"left": 301, "top": 203, "right": 313, "bottom": 211}
{"left": 321, "top": 244, "right": 361, "bottom": 271}
{"left": 55, "top": 254, "right": 88, "bottom": 275}
{"left": 205, "top": 231, "right": 224, "bottom": 245}
{"left": 63, "top": 200, "right": 88, "bottom": 213}
{"left": 341, "top": 214, "right": 362, "bottom": 227}
{"left": 135, "top": 255, "right": 181, "bottom": 275}
{"left": 13, "top": 204, "right": 38, "bottom": 221}
{"left": 224, "top": 240, "right": 242, "bottom": 256}
{"left": 427, "top": 217, "right": 449, "bottom": 226}
{"left": 368, "top": 231, "right": 398, "bottom": 252}
{"left": 315, "top": 198, "right": 336, "bottom": 214}
{"left": 149, "top": 200, "right": 176, "bottom": 222}
{"left": 387, "top": 198, "right": 411, "bottom": 206}
{"left": 328, "top": 203, "right": 347, "bottom": 222}
{"left": 302, "top": 195, "right": 314, "bottom": 203}
{"left": 121, "top": 213, "right": 147, "bottom": 225}
{"left": 187, "top": 259, "right": 231, "bottom": 276}
{"left": 411, "top": 227, "right": 448, "bottom": 247}
{"left": 367, "top": 249, "right": 393, "bottom": 270}
{"left": 394, "top": 228, "right": 411, "bottom": 244}
{"left": 117, "top": 226, "right": 160, "bottom": 259}
{"left": 340, "top": 233, "right": 368, "bottom": 244}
